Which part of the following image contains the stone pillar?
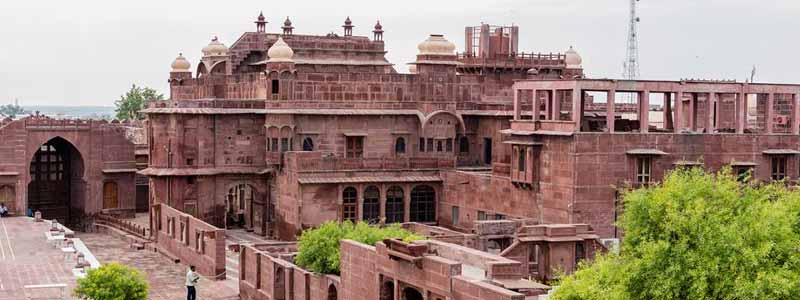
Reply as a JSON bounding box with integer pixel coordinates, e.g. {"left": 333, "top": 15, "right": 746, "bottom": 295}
{"left": 573, "top": 88, "right": 583, "bottom": 131}
{"left": 688, "top": 93, "right": 696, "bottom": 132}
{"left": 640, "top": 90, "right": 650, "bottom": 133}
{"left": 766, "top": 93, "right": 775, "bottom": 134}
{"left": 403, "top": 184, "right": 411, "bottom": 223}
{"left": 664, "top": 93, "right": 673, "bottom": 130}
{"left": 736, "top": 92, "right": 747, "bottom": 134}
{"left": 551, "top": 90, "right": 560, "bottom": 121}
{"left": 706, "top": 93, "right": 716, "bottom": 133}
{"left": 674, "top": 91, "right": 683, "bottom": 133}
{"left": 379, "top": 185, "right": 387, "bottom": 220}
{"left": 532, "top": 90, "right": 540, "bottom": 121}
{"left": 513, "top": 89, "right": 521, "bottom": 121}
{"left": 794, "top": 93, "right": 800, "bottom": 135}
{"left": 606, "top": 90, "right": 616, "bottom": 133}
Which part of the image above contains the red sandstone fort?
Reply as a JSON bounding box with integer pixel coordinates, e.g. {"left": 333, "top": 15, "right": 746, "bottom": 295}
{"left": 1, "top": 12, "right": 799, "bottom": 300}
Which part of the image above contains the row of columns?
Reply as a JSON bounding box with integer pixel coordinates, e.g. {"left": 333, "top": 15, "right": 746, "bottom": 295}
{"left": 513, "top": 88, "right": 800, "bottom": 135}
{"left": 336, "top": 183, "right": 437, "bottom": 223}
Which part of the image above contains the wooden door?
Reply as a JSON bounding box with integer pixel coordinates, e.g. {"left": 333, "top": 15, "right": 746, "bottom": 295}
{"left": 103, "top": 182, "right": 119, "bottom": 209}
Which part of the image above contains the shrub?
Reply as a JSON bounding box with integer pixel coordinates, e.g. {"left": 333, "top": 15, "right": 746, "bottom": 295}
{"left": 73, "top": 263, "right": 149, "bottom": 300}
{"left": 553, "top": 167, "right": 800, "bottom": 300}
{"left": 294, "top": 221, "right": 422, "bottom": 274}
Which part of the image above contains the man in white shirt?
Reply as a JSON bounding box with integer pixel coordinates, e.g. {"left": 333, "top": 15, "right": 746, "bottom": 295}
{"left": 186, "top": 265, "right": 199, "bottom": 300}
{"left": 0, "top": 203, "right": 8, "bottom": 217}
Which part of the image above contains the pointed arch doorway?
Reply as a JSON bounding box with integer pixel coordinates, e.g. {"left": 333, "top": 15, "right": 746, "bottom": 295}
{"left": 27, "top": 137, "right": 85, "bottom": 223}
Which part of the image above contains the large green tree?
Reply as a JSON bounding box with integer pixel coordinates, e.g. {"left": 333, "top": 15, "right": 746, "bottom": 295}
{"left": 114, "top": 84, "right": 164, "bottom": 120}
{"left": 554, "top": 168, "right": 800, "bottom": 300}
{"left": 74, "top": 263, "right": 149, "bottom": 300}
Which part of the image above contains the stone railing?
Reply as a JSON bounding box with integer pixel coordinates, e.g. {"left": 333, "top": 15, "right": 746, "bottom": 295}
{"left": 152, "top": 204, "right": 226, "bottom": 278}
{"left": 290, "top": 152, "right": 455, "bottom": 172}
{"left": 94, "top": 214, "right": 149, "bottom": 239}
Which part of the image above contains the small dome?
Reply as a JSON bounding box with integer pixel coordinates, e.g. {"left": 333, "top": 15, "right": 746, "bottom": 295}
{"left": 417, "top": 34, "right": 456, "bottom": 56}
{"left": 374, "top": 21, "right": 383, "bottom": 30}
{"left": 344, "top": 17, "right": 353, "bottom": 26}
{"left": 565, "top": 46, "right": 583, "bottom": 69}
{"left": 257, "top": 12, "right": 265, "bottom": 22}
{"left": 267, "top": 37, "right": 294, "bottom": 63}
{"left": 202, "top": 37, "right": 228, "bottom": 57}
{"left": 171, "top": 53, "right": 191, "bottom": 72}
{"left": 284, "top": 17, "right": 292, "bottom": 27}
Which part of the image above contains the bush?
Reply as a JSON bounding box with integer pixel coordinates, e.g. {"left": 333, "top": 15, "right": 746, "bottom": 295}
{"left": 73, "top": 263, "right": 149, "bottom": 300}
{"left": 553, "top": 168, "right": 800, "bottom": 300}
{"left": 294, "top": 221, "right": 422, "bottom": 274}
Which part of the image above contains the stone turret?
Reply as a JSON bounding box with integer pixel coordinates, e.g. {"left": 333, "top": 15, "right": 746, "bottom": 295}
{"left": 411, "top": 34, "right": 459, "bottom": 75}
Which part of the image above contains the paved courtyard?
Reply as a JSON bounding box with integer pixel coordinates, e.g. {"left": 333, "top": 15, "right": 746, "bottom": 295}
{"left": 0, "top": 217, "right": 77, "bottom": 300}
{"left": 78, "top": 231, "right": 240, "bottom": 300}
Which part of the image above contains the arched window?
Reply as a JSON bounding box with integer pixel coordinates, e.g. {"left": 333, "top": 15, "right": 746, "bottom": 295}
{"left": 103, "top": 182, "right": 119, "bottom": 209}
{"left": 402, "top": 287, "right": 423, "bottom": 300}
{"left": 395, "top": 137, "right": 406, "bottom": 154}
{"left": 342, "top": 187, "right": 357, "bottom": 222}
{"left": 459, "top": 136, "right": 469, "bottom": 153}
{"left": 385, "top": 186, "right": 404, "bottom": 223}
{"left": 327, "top": 284, "right": 338, "bottom": 300}
{"left": 363, "top": 186, "right": 380, "bottom": 222}
{"left": 410, "top": 185, "right": 436, "bottom": 223}
{"left": 302, "top": 137, "right": 314, "bottom": 151}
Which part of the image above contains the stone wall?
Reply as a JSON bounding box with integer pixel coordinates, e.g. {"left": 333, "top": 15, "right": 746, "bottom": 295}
{"left": 239, "top": 245, "right": 340, "bottom": 300}
{"left": 153, "top": 203, "right": 226, "bottom": 278}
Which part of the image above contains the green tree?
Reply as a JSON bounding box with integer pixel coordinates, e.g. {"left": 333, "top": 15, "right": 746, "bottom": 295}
{"left": 554, "top": 168, "right": 800, "bottom": 300}
{"left": 0, "top": 104, "right": 27, "bottom": 118}
{"left": 114, "top": 84, "right": 164, "bottom": 120}
{"left": 74, "top": 263, "right": 149, "bottom": 300}
{"left": 294, "top": 221, "right": 422, "bottom": 274}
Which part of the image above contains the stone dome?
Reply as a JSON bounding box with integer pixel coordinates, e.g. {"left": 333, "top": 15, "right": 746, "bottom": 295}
{"left": 171, "top": 53, "right": 191, "bottom": 72}
{"left": 565, "top": 46, "right": 583, "bottom": 69}
{"left": 418, "top": 34, "right": 456, "bottom": 56}
{"left": 202, "top": 37, "right": 228, "bottom": 57}
{"left": 267, "top": 37, "right": 294, "bottom": 63}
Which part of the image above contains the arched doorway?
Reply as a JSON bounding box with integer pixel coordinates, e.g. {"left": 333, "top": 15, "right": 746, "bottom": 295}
{"left": 410, "top": 185, "right": 436, "bottom": 223}
{"left": 402, "top": 287, "right": 423, "bottom": 300}
{"left": 386, "top": 186, "right": 404, "bottom": 223}
{"left": 226, "top": 184, "right": 255, "bottom": 229}
{"left": 28, "top": 137, "right": 84, "bottom": 223}
{"left": 327, "top": 284, "right": 338, "bottom": 300}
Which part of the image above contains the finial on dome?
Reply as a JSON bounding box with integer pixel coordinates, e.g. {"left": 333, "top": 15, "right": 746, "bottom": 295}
{"left": 171, "top": 53, "right": 191, "bottom": 72}
{"left": 202, "top": 37, "right": 228, "bottom": 57}
{"left": 372, "top": 20, "right": 384, "bottom": 41}
{"left": 282, "top": 16, "right": 294, "bottom": 35}
{"left": 343, "top": 17, "right": 354, "bottom": 36}
{"left": 267, "top": 37, "right": 295, "bottom": 63}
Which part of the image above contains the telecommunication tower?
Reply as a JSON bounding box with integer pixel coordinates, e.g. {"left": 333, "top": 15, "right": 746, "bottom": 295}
{"left": 623, "top": 0, "right": 640, "bottom": 80}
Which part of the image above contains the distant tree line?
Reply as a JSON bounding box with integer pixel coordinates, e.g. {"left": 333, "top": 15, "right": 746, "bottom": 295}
{"left": 0, "top": 103, "right": 28, "bottom": 118}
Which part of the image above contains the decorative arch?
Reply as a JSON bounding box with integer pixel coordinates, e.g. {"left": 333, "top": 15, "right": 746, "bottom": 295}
{"left": 209, "top": 61, "right": 228, "bottom": 75}
{"left": 362, "top": 186, "right": 380, "bottom": 222}
{"left": 27, "top": 136, "right": 85, "bottom": 222}
{"left": 421, "top": 110, "right": 466, "bottom": 135}
{"left": 402, "top": 287, "right": 423, "bottom": 300}
{"left": 410, "top": 185, "right": 436, "bottom": 223}
{"left": 327, "top": 284, "right": 338, "bottom": 300}
{"left": 196, "top": 63, "right": 208, "bottom": 77}
{"left": 386, "top": 186, "right": 404, "bottom": 223}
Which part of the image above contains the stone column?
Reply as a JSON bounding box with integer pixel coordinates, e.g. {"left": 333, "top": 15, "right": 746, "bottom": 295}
{"left": 606, "top": 90, "right": 616, "bottom": 133}
{"left": 794, "top": 93, "right": 800, "bottom": 135}
{"left": 664, "top": 93, "right": 673, "bottom": 130}
{"left": 551, "top": 90, "right": 560, "bottom": 121}
{"left": 706, "top": 93, "right": 716, "bottom": 133}
{"left": 513, "top": 89, "right": 521, "bottom": 121}
{"left": 688, "top": 93, "right": 696, "bottom": 132}
{"left": 379, "top": 184, "right": 387, "bottom": 220}
{"left": 639, "top": 90, "right": 650, "bottom": 133}
{"left": 736, "top": 92, "right": 747, "bottom": 134}
{"left": 573, "top": 88, "right": 583, "bottom": 131}
{"left": 674, "top": 91, "right": 683, "bottom": 133}
{"left": 766, "top": 93, "right": 775, "bottom": 134}
{"left": 403, "top": 184, "right": 411, "bottom": 223}
{"left": 532, "top": 90, "right": 540, "bottom": 121}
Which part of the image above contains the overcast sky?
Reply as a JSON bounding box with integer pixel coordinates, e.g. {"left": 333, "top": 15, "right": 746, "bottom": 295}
{"left": 1, "top": 0, "right": 798, "bottom": 106}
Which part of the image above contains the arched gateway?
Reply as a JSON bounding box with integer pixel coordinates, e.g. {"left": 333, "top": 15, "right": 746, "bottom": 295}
{"left": 27, "top": 137, "right": 85, "bottom": 223}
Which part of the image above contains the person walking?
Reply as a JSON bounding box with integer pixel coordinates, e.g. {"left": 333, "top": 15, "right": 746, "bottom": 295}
{"left": 186, "top": 265, "right": 199, "bottom": 300}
